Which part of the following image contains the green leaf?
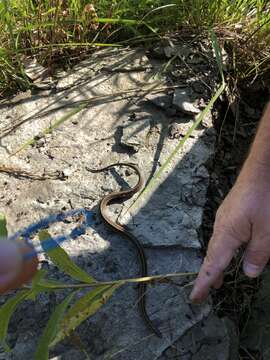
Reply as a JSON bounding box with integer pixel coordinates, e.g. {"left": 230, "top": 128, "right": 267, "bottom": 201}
{"left": 210, "top": 29, "right": 225, "bottom": 82}
{"left": 0, "top": 213, "right": 8, "bottom": 238}
{"left": 35, "top": 279, "right": 69, "bottom": 290}
{"left": 31, "top": 269, "right": 68, "bottom": 290}
{"left": 51, "top": 284, "right": 121, "bottom": 346}
{"left": 27, "top": 270, "right": 69, "bottom": 300}
{"left": 38, "top": 230, "right": 96, "bottom": 284}
{"left": 27, "top": 269, "right": 48, "bottom": 300}
{"left": 0, "top": 290, "right": 30, "bottom": 351}
{"left": 35, "top": 292, "right": 75, "bottom": 360}
{"left": 32, "top": 269, "right": 48, "bottom": 287}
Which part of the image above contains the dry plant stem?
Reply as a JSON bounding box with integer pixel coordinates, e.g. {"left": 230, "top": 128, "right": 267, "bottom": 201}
{"left": 24, "top": 272, "right": 198, "bottom": 290}
{"left": 0, "top": 165, "right": 65, "bottom": 180}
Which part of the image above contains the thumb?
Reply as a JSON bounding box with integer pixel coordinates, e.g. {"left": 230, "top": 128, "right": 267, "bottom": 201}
{"left": 0, "top": 240, "right": 22, "bottom": 286}
{"left": 243, "top": 234, "right": 270, "bottom": 278}
{"left": 0, "top": 240, "right": 38, "bottom": 294}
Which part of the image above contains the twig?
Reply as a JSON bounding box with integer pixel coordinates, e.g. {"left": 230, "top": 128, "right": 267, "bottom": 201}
{"left": 0, "top": 165, "right": 66, "bottom": 180}
{"left": 24, "top": 271, "right": 197, "bottom": 290}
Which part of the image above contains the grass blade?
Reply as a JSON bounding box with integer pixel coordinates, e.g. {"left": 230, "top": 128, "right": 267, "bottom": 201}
{"left": 126, "top": 33, "right": 226, "bottom": 211}
{"left": 11, "top": 101, "right": 89, "bottom": 155}
{"left": 128, "top": 81, "right": 226, "bottom": 211}
{"left": 210, "top": 29, "right": 225, "bottom": 82}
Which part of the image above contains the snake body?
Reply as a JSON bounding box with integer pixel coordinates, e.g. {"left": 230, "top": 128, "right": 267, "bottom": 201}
{"left": 90, "top": 163, "right": 162, "bottom": 338}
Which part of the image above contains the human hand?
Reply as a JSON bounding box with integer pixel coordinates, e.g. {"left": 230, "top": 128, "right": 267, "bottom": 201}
{"left": 0, "top": 240, "right": 38, "bottom": 294}
{"left": 190, "top": 161, "right": 270, "bottom": 303}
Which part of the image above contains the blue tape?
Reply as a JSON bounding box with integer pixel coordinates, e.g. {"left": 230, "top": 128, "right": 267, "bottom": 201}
{"left": 6, "top": 209, "right": 95, "bottom": 261}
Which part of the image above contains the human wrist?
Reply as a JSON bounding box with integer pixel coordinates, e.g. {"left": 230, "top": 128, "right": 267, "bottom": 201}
{"left": 237, "top": 101, "right": 270, "bottom": 183}
{"left": 247, "top": 101, "right": 270, "bottom": 164}
{"left": 236, "top": 156, "right": 270, "bottom": 186}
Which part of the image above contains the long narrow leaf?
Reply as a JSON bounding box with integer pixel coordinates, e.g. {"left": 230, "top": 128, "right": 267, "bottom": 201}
{"left": 0, "top": 290, "right": 30, "bottom": 351}
{"left": 39, "top": 230, "right": 96, "bottom": 284}
{"left": 27, "top": 269, "right": 48, "bottom": 300}
{"left": 35, "top": 292, "right": 75, "bottom": 360}
{"left": 210, "top": 30, "right": 225, "bottom": 82}
{"left": 31, "top": 269, "right": 48, "bottom": 287}
{"left": 12, "top": 102, "right": 88, "bottom": 155}
{"left": 51, "top": 283, "right": 121, "bottom": 346}
{"left": 0, "top": 213, "right": 8, "bottom": 238}
{"left": 125, "top": 34, "right": 227, "bottom": 211}
{"left": 26, "top": 270, "right": 70, "bottom": 302}
{"left": 27, "top": 269, "right": 68, "bottom": 299}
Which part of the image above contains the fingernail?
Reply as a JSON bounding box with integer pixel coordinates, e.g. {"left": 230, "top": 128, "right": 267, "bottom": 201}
{"left": 243, "top": 262, "right": 262, "bottom": 278}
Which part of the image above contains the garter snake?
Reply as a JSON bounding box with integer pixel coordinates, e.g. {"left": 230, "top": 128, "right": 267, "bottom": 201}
{"left": 89, "top": 163, "right": 162, "bottom": 338}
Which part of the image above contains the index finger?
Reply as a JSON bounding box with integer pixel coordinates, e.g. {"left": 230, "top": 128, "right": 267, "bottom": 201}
{"left": 189, "top": 231, "right": 240, "bottom": 303}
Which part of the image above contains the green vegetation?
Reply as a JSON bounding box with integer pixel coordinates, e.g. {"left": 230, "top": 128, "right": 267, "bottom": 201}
{"left": 0, "top": 0, "right": 269, "bottom": 95}
{"left": 0, "top": 215, "right": 192, "bottom": 359}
